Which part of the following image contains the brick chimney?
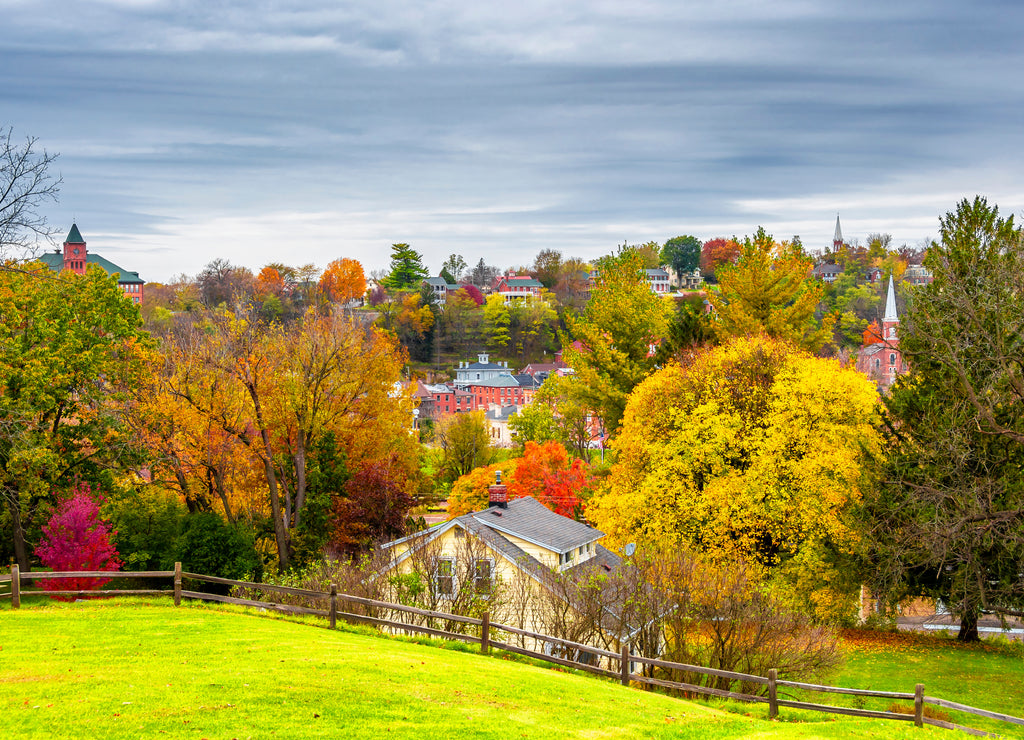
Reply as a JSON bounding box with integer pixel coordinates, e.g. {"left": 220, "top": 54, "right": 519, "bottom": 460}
{"left": 488, "top": 471, "right": 508, "bottom": 509}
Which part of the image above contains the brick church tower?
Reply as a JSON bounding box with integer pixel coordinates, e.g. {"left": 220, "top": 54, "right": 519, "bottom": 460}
{"left": 855, "top": 274, "right": 906, "bottom": 391}
{"left": 62, "top": 223, "right": 88, "bottom": 275}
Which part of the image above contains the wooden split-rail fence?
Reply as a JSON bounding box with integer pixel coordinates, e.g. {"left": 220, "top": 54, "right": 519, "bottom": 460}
{"left": 2, "top": 564, "right": 1022, "bottom": 738}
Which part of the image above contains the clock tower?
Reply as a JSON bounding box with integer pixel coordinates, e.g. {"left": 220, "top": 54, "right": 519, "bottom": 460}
{"left": 62, "top": 223, "right": 88, "bottom": 275}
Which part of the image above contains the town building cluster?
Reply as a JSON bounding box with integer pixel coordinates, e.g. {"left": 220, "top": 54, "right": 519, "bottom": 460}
{"left": 412, "top": 351, "right": 574, "bottom": 445}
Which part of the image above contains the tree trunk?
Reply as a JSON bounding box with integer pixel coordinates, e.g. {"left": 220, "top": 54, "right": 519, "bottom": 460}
{"left": 212, "top": 466, "right": 234, "bottom": 524}
{"left": 957, "top": 607, "right": 980, "bottom": 642}
{"left": 6, "top": 494, "right": 30, "bottom": 571}
{"left": 251, "top": 392, "right": 290, "bottom": 571}
{"left": 293, "top": 428, "right": 307, "bottom": 531}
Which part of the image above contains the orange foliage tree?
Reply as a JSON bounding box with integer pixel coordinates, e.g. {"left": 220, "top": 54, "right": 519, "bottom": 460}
{"left": 156, "top": 305, "right": 419, "bottom": 569}
{"left": 319, "top": 257, "right": 366, "bottom": 303}
{"left": 447, "top": 441, "right": 591, "bottom": 520}
{"left": 256, "top": 266, "right": 285, "bottom": 298}
{"left": 508, "top": 441, "right": 591, "bottom": 518}
{"left": 447, "top": 461, "right": 516, "bottom": 518}
{"left": 861, "top": 320, "right": 884, "bottom": 346}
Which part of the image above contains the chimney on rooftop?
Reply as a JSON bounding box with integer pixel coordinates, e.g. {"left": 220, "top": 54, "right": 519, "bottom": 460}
{"left": 488, "top": 471, "right": 508, "bottom": 509}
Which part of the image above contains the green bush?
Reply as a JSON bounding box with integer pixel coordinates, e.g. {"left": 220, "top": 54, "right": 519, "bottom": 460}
{"left": 174, "top": 512, "right": 262, "bottom": 593}
{"left": 105, "top": 487, "right": 188, "bottom": 572}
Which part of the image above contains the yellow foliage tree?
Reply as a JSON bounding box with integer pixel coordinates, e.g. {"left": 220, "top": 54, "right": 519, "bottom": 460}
{"left": 562, "top": 249, "right": 671, "bottom": 435}
{"left": 446, "top": 460, "right": 519, "bottom": 518}
{"left": 709, "top": 228, "right": 835, "bottom": 352}
{"left": 589, "top": 334, "right": 881, "bottom": 622}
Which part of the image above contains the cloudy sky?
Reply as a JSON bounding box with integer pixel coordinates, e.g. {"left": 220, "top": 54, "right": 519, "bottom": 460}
{"left": 3, "top": 0, "right": 1023, "bottom": 283}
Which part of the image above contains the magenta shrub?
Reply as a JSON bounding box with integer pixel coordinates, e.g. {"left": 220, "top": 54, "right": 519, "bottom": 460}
{"left": 35, "top": 483, "right": 122, "bottom": 599}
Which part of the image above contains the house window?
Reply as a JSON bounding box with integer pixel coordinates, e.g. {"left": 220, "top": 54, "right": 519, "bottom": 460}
{"left": 435, "top": 558, "right": 454, "bottom": 597}
{"left": 889, "top": 353, "right": 897, "bottom": 365}
{"left": 474, "top": 559, "right": 493, "bottom": 595}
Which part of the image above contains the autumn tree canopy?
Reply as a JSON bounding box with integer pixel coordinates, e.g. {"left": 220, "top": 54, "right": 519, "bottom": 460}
{"left": 446, "top": 441, "right": 590, "bottom": 519}
{"left": 319, "top": 257, "right": 366, "bottom": 304}
{"left": 157, "top": 306, "right": 419, "bottom": 569}
{"left": 700, "top": 237, "right": 741, "bottom": 278}
{"left": 0, "top": 263, "right": 151, "bottom": 569}
{"left": 562, "top": 249, "right": 671, "bottom": 436}
{"left": 589, "top": 335, "right": 881, "bottom": 622}
{"left": 709, "top": 227, "right": 834, "bottom": 352}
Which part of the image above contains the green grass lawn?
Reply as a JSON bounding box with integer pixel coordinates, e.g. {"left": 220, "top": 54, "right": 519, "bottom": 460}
{"left": 0, "top": 598, "right": 943, "bottom": 740}
{"left": 832, "top": 629, "right": 1024, "bottom": 737}
{"left": 699, "top": 629, "right": 1024, "bottom": 739}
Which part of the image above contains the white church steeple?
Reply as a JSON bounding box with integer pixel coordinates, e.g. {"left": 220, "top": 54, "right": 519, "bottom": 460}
{"left": 883, "top": 274, "right": 899, "bottom": 339}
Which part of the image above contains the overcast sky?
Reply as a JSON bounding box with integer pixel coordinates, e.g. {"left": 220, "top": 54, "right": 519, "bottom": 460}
{"left": 4, "top": 0, "right": 1023, "bottom": 283}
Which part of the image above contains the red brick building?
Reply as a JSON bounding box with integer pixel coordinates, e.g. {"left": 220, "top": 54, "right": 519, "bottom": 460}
{"left": 38, "top": 224, "right": 145, "bottom": 304}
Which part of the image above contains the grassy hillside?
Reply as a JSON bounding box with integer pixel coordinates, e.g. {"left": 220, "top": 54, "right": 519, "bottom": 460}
{"left": 0, "top": 599, "right": 945, "bottom": 740}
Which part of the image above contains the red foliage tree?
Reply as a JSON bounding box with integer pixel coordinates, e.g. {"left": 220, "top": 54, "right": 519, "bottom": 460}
{"left": 453, "top": 284, "right": 485, "bottom": 306}
{"left": 508, "top": 441, "right": 591, "bottom": 519}
{"left": 330, "top": 455, "right": 414, "bottom": 554}
{"left": 701, "top": 238, "right": 741, "bottom": 278}
{"left": 34, "top": 483, "right": 122, "bottom": 599}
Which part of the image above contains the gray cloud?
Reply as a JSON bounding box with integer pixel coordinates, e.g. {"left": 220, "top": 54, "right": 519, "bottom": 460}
{"left": 3, "top": 0, "right": 1024, "bottom": 280}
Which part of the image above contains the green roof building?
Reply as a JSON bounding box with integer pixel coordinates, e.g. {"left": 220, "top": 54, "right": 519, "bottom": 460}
{"left": 38, "top": 224, "right": 145, "bottom": 305}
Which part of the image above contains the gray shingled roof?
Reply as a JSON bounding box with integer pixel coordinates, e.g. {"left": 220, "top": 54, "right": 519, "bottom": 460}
{"left": 467, "top": 497, "right": 602, "bottom": 554}
{"left": 469, "top": 374, "right": 520, "bottom": 388}
{"left": 485, "top": 404, "right": 519, "bottom": 422}
{"left": 512, "top": 374, "right": 540, "bottom": 389}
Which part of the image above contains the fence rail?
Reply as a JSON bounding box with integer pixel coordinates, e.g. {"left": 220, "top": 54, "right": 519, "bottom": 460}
{"left": 4, "top": 564, "right": 1020, "bottom": 737}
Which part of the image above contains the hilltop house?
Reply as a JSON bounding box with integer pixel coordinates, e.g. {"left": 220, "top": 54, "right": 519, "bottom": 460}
{"left": 38, "top": 224, "right": 145, "bottom": 304}
{"left": 644, "top": 268, "right": 671, "bottom": 293}
{"left": 454, "top": 352, "right": 512, "bottom": 388}
{"left": 424, "top": 276, "right": 461, "bottom": 300}
{"left": 492, "top": 274, "right": 543, "bottom": 302}
{"left": 813, "top": 262, "right": 843, "bottom": 284}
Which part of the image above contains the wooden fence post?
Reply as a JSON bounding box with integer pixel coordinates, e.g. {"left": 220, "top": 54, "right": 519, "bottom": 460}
{"left": 11, "top": 565, "right": 20, "bottom": 609}
{"left": 173, "top": 562, "right": 182, "bottom": 607}
{"left": 329, "top": 583, "right": 337, "bottom": 630}
{"left": 620, "top": 643, "right": 630, "bottom": 686}
{"left": 914, "top": 683, "right": 924, "bottom": 727}
{"left": 768, "top": 668, "right": 778, "bottom": 719}
{"left": 480, "top": 612, "right": 490, "bottom": 655}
